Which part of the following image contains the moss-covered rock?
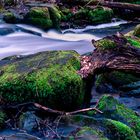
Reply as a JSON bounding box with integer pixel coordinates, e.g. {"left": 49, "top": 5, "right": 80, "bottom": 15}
{"left": 76, "top": 126, "right": 108, "bottom": 140}
{"left": 48, "top": 6, "right": 61, "bottom": 29}
{"left": 87, "top": 95, "right": 140, "bottom": 137}
{"left": 3, "top": 12, "right": 17, "bottom": 23}
{"left": 0, "top": 51, "right": 85, "bottom": 111}
{"left": 94, "top": 38, "right": 117, "bottom": 51}
{"left": 133, "top": 24, "right": 140, "bottom": 37}
{"left": 0, "top": 110, "right": 6, "bottom": 129}
{"left": 95, "top": 71, "right": 140, "bottom": 92}
{"left": 61, "top": 7, "right": 74, "bottom": 22}
{"left": 25, "top": 7, "right": 53, "bottom": 29}
{"left": 74, "top": 7, "right": 113, "bottom": 25}
{"left": 104, "top": 119, "right": 139, "bottom": 140}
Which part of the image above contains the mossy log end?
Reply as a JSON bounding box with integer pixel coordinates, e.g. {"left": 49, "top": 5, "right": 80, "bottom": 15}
{"left": 79, "top": 33, "right": 140, "bottom": 78}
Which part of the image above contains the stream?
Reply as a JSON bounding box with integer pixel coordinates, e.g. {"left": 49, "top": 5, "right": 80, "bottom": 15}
{"left": 0, "top": 19, "right": 139, "bottom": 139}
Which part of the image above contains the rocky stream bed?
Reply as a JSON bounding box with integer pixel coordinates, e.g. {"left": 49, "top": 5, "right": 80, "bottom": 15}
{"left": 0, "top": 0, "right": 140, "bottom": 140}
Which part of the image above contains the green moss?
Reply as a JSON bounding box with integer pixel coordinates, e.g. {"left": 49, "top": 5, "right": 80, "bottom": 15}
{"left": 95, "top": 74, "right": 106, "bottom": 87}
{"left": 0, "top": 110, "right": 6, "bottom": 129}
{"left": 25, "top": 7, "right": 53, "bottom": 29}
{"left": 107, "top": 71, "right": 139, "bottom": 86}
{"left": 87, "top": 7, "right": 113, "bottom": 24}
{"left": 61, "top": 8, "right": 74, "bottom": 22}
{"left": 94, "top": 39, "right": 117, "bottom": 50}
{"left": 0, "top": 51, "right": 85, "bottom": 111}
{"left": 87, "top": 95, "right": 140, "bottom": 136}
{"left": 3, "top": 12, "right": 16, "bottom": 23}
{"left": 76, "top": 126, "right": 108, "bottom": 140}
{"left": 74, "top": 7, "right": 113, "bottom": 24}
{"left": 105, "top": 119, "right": 139, "bottom": 140}
{"left": 127, "top": 37, "right": 140, "bottom": 48}
{"left": 48, "top": 6, "right": 61, "bottom": 29}
{"left": 133, "top": 24, "right": 140, "bottom": 37}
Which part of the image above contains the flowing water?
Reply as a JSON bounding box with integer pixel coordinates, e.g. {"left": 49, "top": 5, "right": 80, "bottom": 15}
{"left": 0, "top": 19, "right": 135, "bottom": 60}
{"left": 0, "top": 20, "right": 139, "bottom": 139}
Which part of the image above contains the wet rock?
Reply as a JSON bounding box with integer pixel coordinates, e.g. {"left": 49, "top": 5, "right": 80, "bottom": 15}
{"left": 104, "top": 119, "right": 139, "bottom": 140}
{"left": 0, "top": 51, "right": 85, "bottom": 111}
{"left": 120, "top": 81, "right": 140, "bottom": 97}
{"left": 19, "top": 112, "right": 40, "bottom": 132}
{"left": 75, "top": 126, "right": 108, "bottom": 140}
{"left": 87, "top": 95, "right": 140, "bottom": 137}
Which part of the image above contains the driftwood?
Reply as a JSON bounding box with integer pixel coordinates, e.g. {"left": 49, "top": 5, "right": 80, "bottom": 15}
{"left": 2, "top": 102, "right": 103, "bottom": 116}
{"left": 78, "top": 33, "right": 140, "bottom": 78}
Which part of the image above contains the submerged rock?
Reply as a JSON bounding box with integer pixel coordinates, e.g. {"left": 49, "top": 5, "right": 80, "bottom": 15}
{"left": 104, "top": 119, "right": 139, "bottom": 140}
{"left": 19, "top": 111, "right": 40, "bottom": 132}
{"left": 0, "top": 51, "right": 85, "bottom": 111}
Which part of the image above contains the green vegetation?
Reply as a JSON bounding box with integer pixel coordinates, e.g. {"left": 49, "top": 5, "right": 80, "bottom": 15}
{"left": 75, "top": 7, "right": 113, "bottom": 24}
{"left": 25, "top": 7, "right": 53, "bottom": 29}
{"left": 0, "top": 51, "right": 85, "bottom": 111}
{"left": 95, "top": 71, "right": 139, "bottom": 88}
{"left": 48, "top": 6, "right": 62, "bottom": 29}
{"left": 87, "top": 95, "right": 140, "bottom": 137}
{"left": 76, "top": 126, "right": 108, "bottom": 140}
{"left": 3, "top": 12, "right": 16, "bottom": 23}
{"left": 127, "top": 37, "right": 140, "bottom": 48}
{"left": 0, "top": 110, "right": 6, "bottom": 129}
{"left": 105, "top": 119, "right": 139, "bottom": 140}
{"left": 94, "top": 39, "right": 117, "bottom": 51}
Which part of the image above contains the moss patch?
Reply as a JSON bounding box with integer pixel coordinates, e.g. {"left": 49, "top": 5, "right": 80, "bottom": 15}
{"left": 87, "top": 95, "right": 140, "bottom": 137}
{"left": 25, "top": 7, "right": 53, "bottom": 29}
{"left": 94, "top": 39, "right": 117, "bottom": 51}
{"left": 127, "top": 37, "right": 140, "bottom": 48}
{"left": 3, "top": 12, "right": 16, "bottom": 23}
{"left": 105, "top": 119, "right": 139, "bottom": 140}
{"left": 76, "top": 126, "right": 108, "bottom": 140}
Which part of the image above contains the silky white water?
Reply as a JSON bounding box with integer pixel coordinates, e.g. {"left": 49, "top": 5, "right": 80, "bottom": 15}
{"left": 0, "top": 20, "right": 129, "bottom": 60}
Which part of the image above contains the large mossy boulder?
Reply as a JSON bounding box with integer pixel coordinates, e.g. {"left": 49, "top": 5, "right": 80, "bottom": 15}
{"left": 25, "top": 7, "right": 53, "bottom": 29}
{"left": 87, "top": 95, "right": 140, "bottom": 137}
{"left": 0, "top": 51, "right": 85, "bottom": 111}
{"left": 75, "top": 126, "right": 108, "bottom": 140}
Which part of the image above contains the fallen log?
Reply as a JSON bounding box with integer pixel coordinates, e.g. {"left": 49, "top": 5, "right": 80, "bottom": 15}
{"left": 78, "top": 32, "right": 140, "bottom": 78}
{"left": 61, "top": 0, "right": 140, "bottom": 12}
{"left": 99, "top": 1, "right": 140, "bottom": 11}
